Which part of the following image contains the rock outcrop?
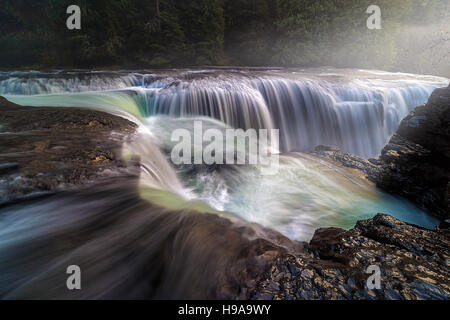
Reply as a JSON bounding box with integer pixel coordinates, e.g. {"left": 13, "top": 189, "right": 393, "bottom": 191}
{"left": 0, "top": 97, "right": 137, "bottom": 205}
{"left": 377, "top": 85, "right": 450, "bottom": 220}
{"left": 250, "top": 214, "right": 449, "bottom": 300}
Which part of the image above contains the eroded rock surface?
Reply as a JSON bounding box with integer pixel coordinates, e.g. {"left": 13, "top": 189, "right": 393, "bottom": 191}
{"left": 377, "top": 85, "right": 450, "bottom": 220}
{"left": 0, "top": 96, "right": 137, "bottom": 204}
{"left": 250, "top": 214, "right": 449, "bottom": 300}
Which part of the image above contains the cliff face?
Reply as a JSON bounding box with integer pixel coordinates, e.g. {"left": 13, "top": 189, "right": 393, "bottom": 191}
{"left": 377, "top": 85, "right": 450, "bottom": 220}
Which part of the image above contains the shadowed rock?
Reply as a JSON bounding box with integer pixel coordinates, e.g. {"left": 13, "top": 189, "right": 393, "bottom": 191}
{"left": 376, "top": 85, "right": 450, "bottom": 220}
{"left": 251, "top": 214, "right": 449, "bottom": 300}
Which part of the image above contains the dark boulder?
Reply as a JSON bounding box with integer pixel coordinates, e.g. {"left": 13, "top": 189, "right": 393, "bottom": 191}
{"left": 376, "top": 85, "right": 450, "bottom": 219}
{"left": 250, "top": 214, "right": 450, "bottom": 300}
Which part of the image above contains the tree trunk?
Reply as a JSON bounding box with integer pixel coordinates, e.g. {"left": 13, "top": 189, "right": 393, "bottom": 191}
{"left": 156, "top": 0, "right": 161, "bottom": 30}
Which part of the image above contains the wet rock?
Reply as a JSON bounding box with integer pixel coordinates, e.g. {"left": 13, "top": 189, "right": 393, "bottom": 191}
{"left": 266, "top": 280, "right": 280, "bottom": 291}
{"left": 438, "top": 220, "right": 450, "bottom": 230}
{"left": 300, "top": 269, "right": 314, "bottom": 280}
{"left": 382, "top": 85, "right": 450, "bottom": 219}
{"left": 0, "top": 163, "right": 19, "bottom": 175}
{"left": 312, "top": 146, "right": 381, "bottom": 180}
{"left": 253, "top": 293, "right": 274, "bottom": 300}
{"left": 249, "top": 214, "right": 450, "bottom": 300}
{"left": 0, "top": 97, "right": 137, "bottom": 204}
{"left": 288, "top": 264, "right": 300, "bottom": 276}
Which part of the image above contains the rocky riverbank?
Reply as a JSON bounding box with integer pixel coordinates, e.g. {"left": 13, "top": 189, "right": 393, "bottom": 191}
{"left": 0, "top": 97, "right": 137, "bottom": 205}
{"left": 249, "top": 214, "right": 449, "bottom": 300}
{"left": 0, "top": 95, "right": 449, "bottom": 300}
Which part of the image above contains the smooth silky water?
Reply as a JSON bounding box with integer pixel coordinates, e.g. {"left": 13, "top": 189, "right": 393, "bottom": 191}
{"left": 2, "top": 68, "right": 447, "bottom": 241}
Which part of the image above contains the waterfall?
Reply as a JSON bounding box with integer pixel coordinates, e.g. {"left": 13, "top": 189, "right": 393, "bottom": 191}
{"left": 131, "top": 75, "right": 444, "bottom": 158}
{"left": 4, "top": 69, "right": 445, "bottom": 158}
{"left": 0, "top": 70, "right": 141, "bottom": 94}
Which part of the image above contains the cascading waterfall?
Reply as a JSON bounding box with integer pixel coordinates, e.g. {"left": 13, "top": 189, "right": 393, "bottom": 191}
{"left": 133, "top": 74, "right": 441, "bottom": 158}
{"left": 0, "top": 70, "right": 141, "bottom": 95}
{"left": 1, "top": 68, "right": 448, "bottom": 240}
{"left": 3, "top": 69, "right": 445, "bottom": 158}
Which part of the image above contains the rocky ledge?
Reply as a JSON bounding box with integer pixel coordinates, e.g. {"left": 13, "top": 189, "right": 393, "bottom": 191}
{"left": 0, "top": 96, "right": 137, "bottom": 205}
{"left": 250, "top": 213, "right": 449, "bottom": 300}
{"left": 313, "top": 85, "right": 450, "bottom": 221}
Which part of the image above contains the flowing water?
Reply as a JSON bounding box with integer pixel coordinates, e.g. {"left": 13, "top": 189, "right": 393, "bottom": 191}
{"left": 1, "top": 68, "right": 448, "bottom": 242}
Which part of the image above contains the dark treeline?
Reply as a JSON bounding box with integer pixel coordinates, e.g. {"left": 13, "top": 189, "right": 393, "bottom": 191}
{"left": 1, "top": 0, "right": 449, "bottom": 76}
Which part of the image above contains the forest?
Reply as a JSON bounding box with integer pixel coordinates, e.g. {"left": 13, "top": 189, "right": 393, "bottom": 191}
{"left": 1, "top": 0, "right": 449, "bottom": 76}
